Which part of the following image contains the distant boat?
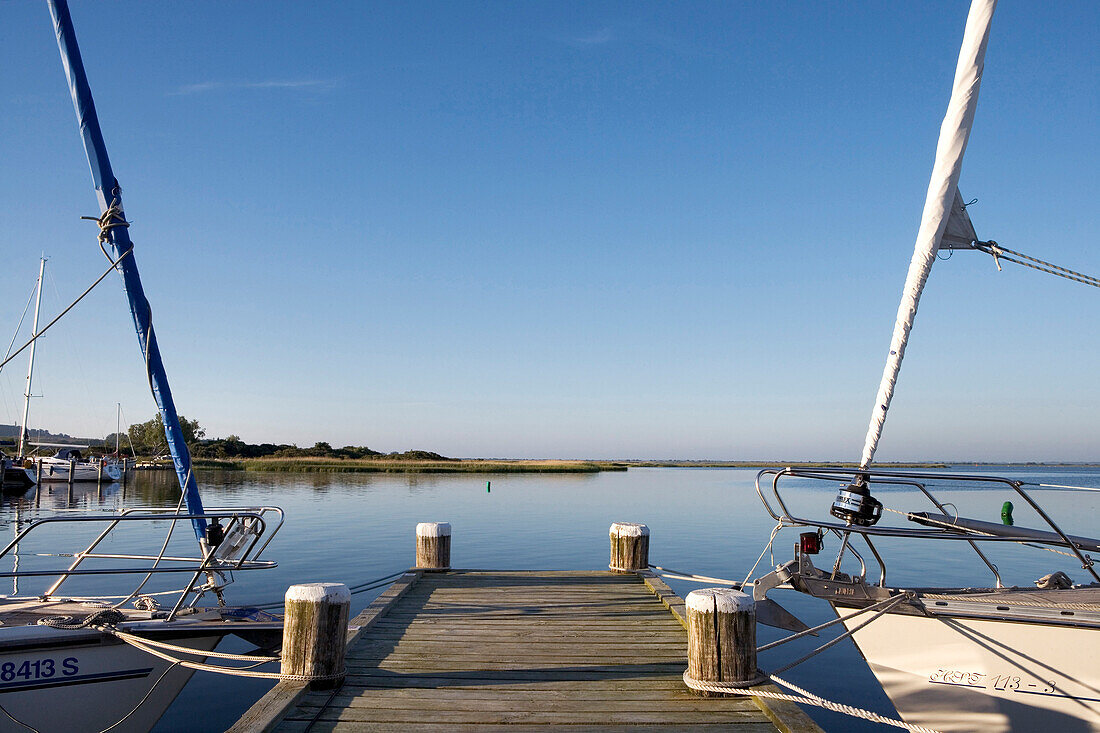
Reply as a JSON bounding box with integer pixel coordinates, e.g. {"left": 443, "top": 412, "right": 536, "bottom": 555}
{"left": 0, "top": 4, "right": 287, "bottom": 731}
{"left": 0, "top": 454, "right": 36, "bottom": 491}
{"left": 33, "top": 445, "right": 122, "bottom": 482}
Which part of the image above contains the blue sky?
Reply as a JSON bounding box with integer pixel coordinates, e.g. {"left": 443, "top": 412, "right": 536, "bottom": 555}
{"left": 0, "top": 1, "right": 1096, "bottom": 461}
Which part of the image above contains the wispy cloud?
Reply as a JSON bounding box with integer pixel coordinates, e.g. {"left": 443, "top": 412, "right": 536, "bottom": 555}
{"left": 558, "top": 28, "right": 615, "bottom": 48}
{"left": 169, "top": 79, "right": 337, "bottom": 96}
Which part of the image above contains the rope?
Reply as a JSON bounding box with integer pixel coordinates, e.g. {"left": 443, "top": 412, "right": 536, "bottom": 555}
{"left": 647, "top": 565, "right": 744, "bottom": 586}
{"left": 0, "top": 280, "right": 38, "bottom": 376}
{"left": 81, "top": 200, "right": 131, "bottom": 262}
{"left": 682, "top": 671, "right": 941, "bottom": 733}
{"left": 0, "top": 247, "right": 134, "bottom": 374}
{"left": 757, "top": 593, "right": 908, "bottom": 652}
{"left": 0, "top": 700, "right": 41, "bottom": 733}
{"left": 108, "top": 628, "right": 278, "bottom": 663}
{"left": 974, "top": 241, "right": 1100, "bottom": 288}
{"left": 36, "top": 608, "right": 125, "bottom": 629}
{"left": 742, "top": 521, "right": 787, "bottom": 587}
{"left": 102, "top": 626, "right": 342, "bottom": 682}
{"left": 768, "top": 594, "right": 909, "bottom": 675}
{"left": 254, "top": 569, "right": 409, "bottom": 609}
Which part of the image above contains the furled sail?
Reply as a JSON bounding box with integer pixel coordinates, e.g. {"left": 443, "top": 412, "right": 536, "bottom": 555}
{"left": 858, "top": 0, "right": 997, "bottom": 469}
{"left": 49, "top": 0, "right": 208, "bottom": 542}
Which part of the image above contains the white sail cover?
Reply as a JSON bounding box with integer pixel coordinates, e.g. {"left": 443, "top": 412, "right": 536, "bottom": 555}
{"left": 941, "top": 188, "right": 980, "bottom": 249}
{"left": 859, "top": 0, "right": 996, "bottom": 469}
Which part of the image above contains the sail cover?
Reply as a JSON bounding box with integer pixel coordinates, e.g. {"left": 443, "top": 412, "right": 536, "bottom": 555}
{"left": 858, "top": 0, "right": 997, "bottom": 469}
{"left": 940, "top": 188, "right": 980, "bottom": 249}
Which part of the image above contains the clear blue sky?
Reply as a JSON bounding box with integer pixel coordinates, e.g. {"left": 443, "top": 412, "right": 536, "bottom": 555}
{"left": 0, "top": 1, "right": 1096, "bottom": 461}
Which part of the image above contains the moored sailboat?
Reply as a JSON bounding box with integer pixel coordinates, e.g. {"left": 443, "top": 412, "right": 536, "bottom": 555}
{"left": 0, "top": 2, "right": 293, "bottom": 730}
{"left": 746, "top": 1, "right": 1100, "bottom": 731}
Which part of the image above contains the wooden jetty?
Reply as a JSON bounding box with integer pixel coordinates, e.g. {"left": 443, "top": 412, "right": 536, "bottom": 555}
{"left": 232, "top": 565, "right": 821, "bottom": 732}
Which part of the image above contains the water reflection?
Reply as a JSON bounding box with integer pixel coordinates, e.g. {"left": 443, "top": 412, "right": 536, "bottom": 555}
{"left": 0, "top": 465, "right": 1096, "bottom": 733}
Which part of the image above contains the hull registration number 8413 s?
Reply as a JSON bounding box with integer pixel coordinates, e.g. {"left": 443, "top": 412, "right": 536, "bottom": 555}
{"left": 0, "top": 657, "right": 78, "bottom": 683}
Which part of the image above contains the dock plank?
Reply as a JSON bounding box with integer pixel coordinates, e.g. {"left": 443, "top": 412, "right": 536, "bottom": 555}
{"left": 236, "top": 570, "right": 821, "bottom": 733}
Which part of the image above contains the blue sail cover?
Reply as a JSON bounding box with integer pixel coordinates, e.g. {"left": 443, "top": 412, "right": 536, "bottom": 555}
{"left": 48, "top": 0, "right": 207, "bottom": 542}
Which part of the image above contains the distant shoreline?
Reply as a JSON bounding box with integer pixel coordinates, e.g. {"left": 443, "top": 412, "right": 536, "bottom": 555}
{"left": 181, "top": 457, "right": 1100, "bottom": 474}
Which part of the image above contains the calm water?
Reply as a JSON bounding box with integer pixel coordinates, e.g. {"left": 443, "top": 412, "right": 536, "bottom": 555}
{"left": 3, "top": 465, "right": 1099, "bottom": 732}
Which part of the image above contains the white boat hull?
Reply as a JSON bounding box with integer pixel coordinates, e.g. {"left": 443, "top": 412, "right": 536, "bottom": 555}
{"left": 836, "top": 605, "right": 1100, "bottom": 732}
{"left": 0, "top": 626, "right": 220, "bottom": 733}
{"left": 37, "top": 459, "right": 122, "bottom": 483}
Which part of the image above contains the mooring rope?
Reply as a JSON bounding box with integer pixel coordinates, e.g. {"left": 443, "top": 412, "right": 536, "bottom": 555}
{"left": 682, "top": 671, "right": 942, "bottom": 733}
{"left": 646, "top": 565, "right": 744, "bottom": 586}
{"left": 974, "top": 241, "right": 1100, "bottom": 288}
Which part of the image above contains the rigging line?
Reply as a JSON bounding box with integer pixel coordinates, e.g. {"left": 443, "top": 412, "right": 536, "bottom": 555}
{"left": 94, "top": 662, "right": 180, "bottom": 733}
{"left": 44, "top": 264, "right": 96, "bottom": 433}
{"left": 974, "top": 242, "right": 1100, "bottom": 288}
{"left": 756, "top": 593, "right": 908, "bottom": 652}
{"left": 0, "top": 282, "right": 40, "bottom": 423}
{"left": 1, "top": 282, "right": 38, "bottom": 367}
{"left": 882, "top": 505, "right": 1084, "bottom": 561}
{"left": 0, "top": 248, "right": 134, "bottom": 374}
{"left": 741, "top": 521, "right": 788, "bottom": 588}
{"left": 1028, "top": 483, "right": 1100, "bottom": 492}
{"left": 768, "top": 593, "right": 910, "bottom": 675}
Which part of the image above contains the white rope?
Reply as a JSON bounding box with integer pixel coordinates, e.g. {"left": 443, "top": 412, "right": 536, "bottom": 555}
{"left": 682, "top": 671, "right": 942, "bottom": 733}
{"left": 108, "top": 628, "right": 278, "bottom": 663}
{"left": 103, "top": 628, "right": 340, "bottom": 682}
{"left": 647, "top": 565, "right": 744, "bottom": 586}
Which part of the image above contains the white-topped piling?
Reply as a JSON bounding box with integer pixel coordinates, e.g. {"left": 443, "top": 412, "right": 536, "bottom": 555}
{"left": 685, "top": 588, "right": 758, "bottom": 695}
{"left": 416, "top": 521, "right": 451, "bottom": 570}
{"left": 281, "top": 582, "right": 350, "bottom": 690}
{"left": 609, "top": 522, "right": 649, "bottom": 572}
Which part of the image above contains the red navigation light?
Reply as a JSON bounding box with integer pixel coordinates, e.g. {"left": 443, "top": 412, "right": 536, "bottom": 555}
{"left": 800, "top": 532, "right": 822, "bottom": 555}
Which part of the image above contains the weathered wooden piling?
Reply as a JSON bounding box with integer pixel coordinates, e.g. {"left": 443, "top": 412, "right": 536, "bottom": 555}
{"left": 68, "top": 457, "right": 76, "bottom": 485}
{"left": 609, "top": 521, "right": 649, "bottom": 572}
{"left": 281, "top": 582, "right": 350, "bottom": 691}
{"left": 415, "top": 522, "right": 451, "bottom": 570}
{"left": 685, "top": 587, "right": 758, "bottom": 695}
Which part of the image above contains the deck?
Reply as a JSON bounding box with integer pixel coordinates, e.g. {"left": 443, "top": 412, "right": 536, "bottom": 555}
{"left": 232, "top": 569, "right": 821, "bottom": 732}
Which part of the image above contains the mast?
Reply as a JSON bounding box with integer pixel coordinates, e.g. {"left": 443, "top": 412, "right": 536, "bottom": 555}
{"left": 857, "top": 0, "right": 997, "bottom": 469}
{"left": 48, "top": 0, "right": 207, "bottom": 542}
{"left": 17, "top": 258, "right": 46, "bottom": 458}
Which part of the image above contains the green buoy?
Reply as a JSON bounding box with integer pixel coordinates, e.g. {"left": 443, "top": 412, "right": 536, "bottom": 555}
{"left": 1001, "top": 500, "right": 1013, "bottom": 526}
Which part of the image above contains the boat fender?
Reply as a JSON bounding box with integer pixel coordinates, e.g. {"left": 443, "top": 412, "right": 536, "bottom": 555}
{"left": 1001, "top": 501, "right": 1013, "bottom": 526}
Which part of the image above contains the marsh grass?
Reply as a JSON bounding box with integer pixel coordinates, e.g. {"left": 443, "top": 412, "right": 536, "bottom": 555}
{"left": 197, "top": 458, "right": 629, "bottom": 474}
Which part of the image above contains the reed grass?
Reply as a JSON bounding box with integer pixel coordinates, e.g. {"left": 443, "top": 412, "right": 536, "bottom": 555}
{"left": 197, "top": 458, "right": 629, "bottom": 474}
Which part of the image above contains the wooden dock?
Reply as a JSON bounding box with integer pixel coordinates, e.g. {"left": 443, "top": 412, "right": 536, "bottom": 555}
{"left": 232, "top": 569, "right": 821, "bottom": 732}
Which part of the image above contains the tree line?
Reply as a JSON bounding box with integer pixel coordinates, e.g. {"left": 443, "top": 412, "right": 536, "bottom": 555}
{"left": 106, "top": 414, "right": 448, "bottom": 461}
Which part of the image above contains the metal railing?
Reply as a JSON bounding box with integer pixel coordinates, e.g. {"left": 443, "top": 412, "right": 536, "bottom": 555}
{"left": 755, "top": 467, "right": 1100, "bottom": 587}
{"left": 0, "top": 506, "right": 283, "bottom": 619}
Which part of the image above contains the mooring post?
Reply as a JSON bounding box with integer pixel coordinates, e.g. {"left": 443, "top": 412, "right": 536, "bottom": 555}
{"left": 416, "top": 522, "right": 451, "bottom": 570}
{"left": 35, "top": 460, "right": 42, "bottom": 485}
{"left": 609, "top": 522, "right": 649, "bottom": 572}
{"left": 68, "top": 458, "right": 76, "bottom": 486}
{"left": 97, "top": 459, "right": 103, "bottom": 486}
{"left": 281, "top": 583, "right": 350, "bottom": 690}
{"left": 685, "top": 588, "right": 759, "bottom": 696}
